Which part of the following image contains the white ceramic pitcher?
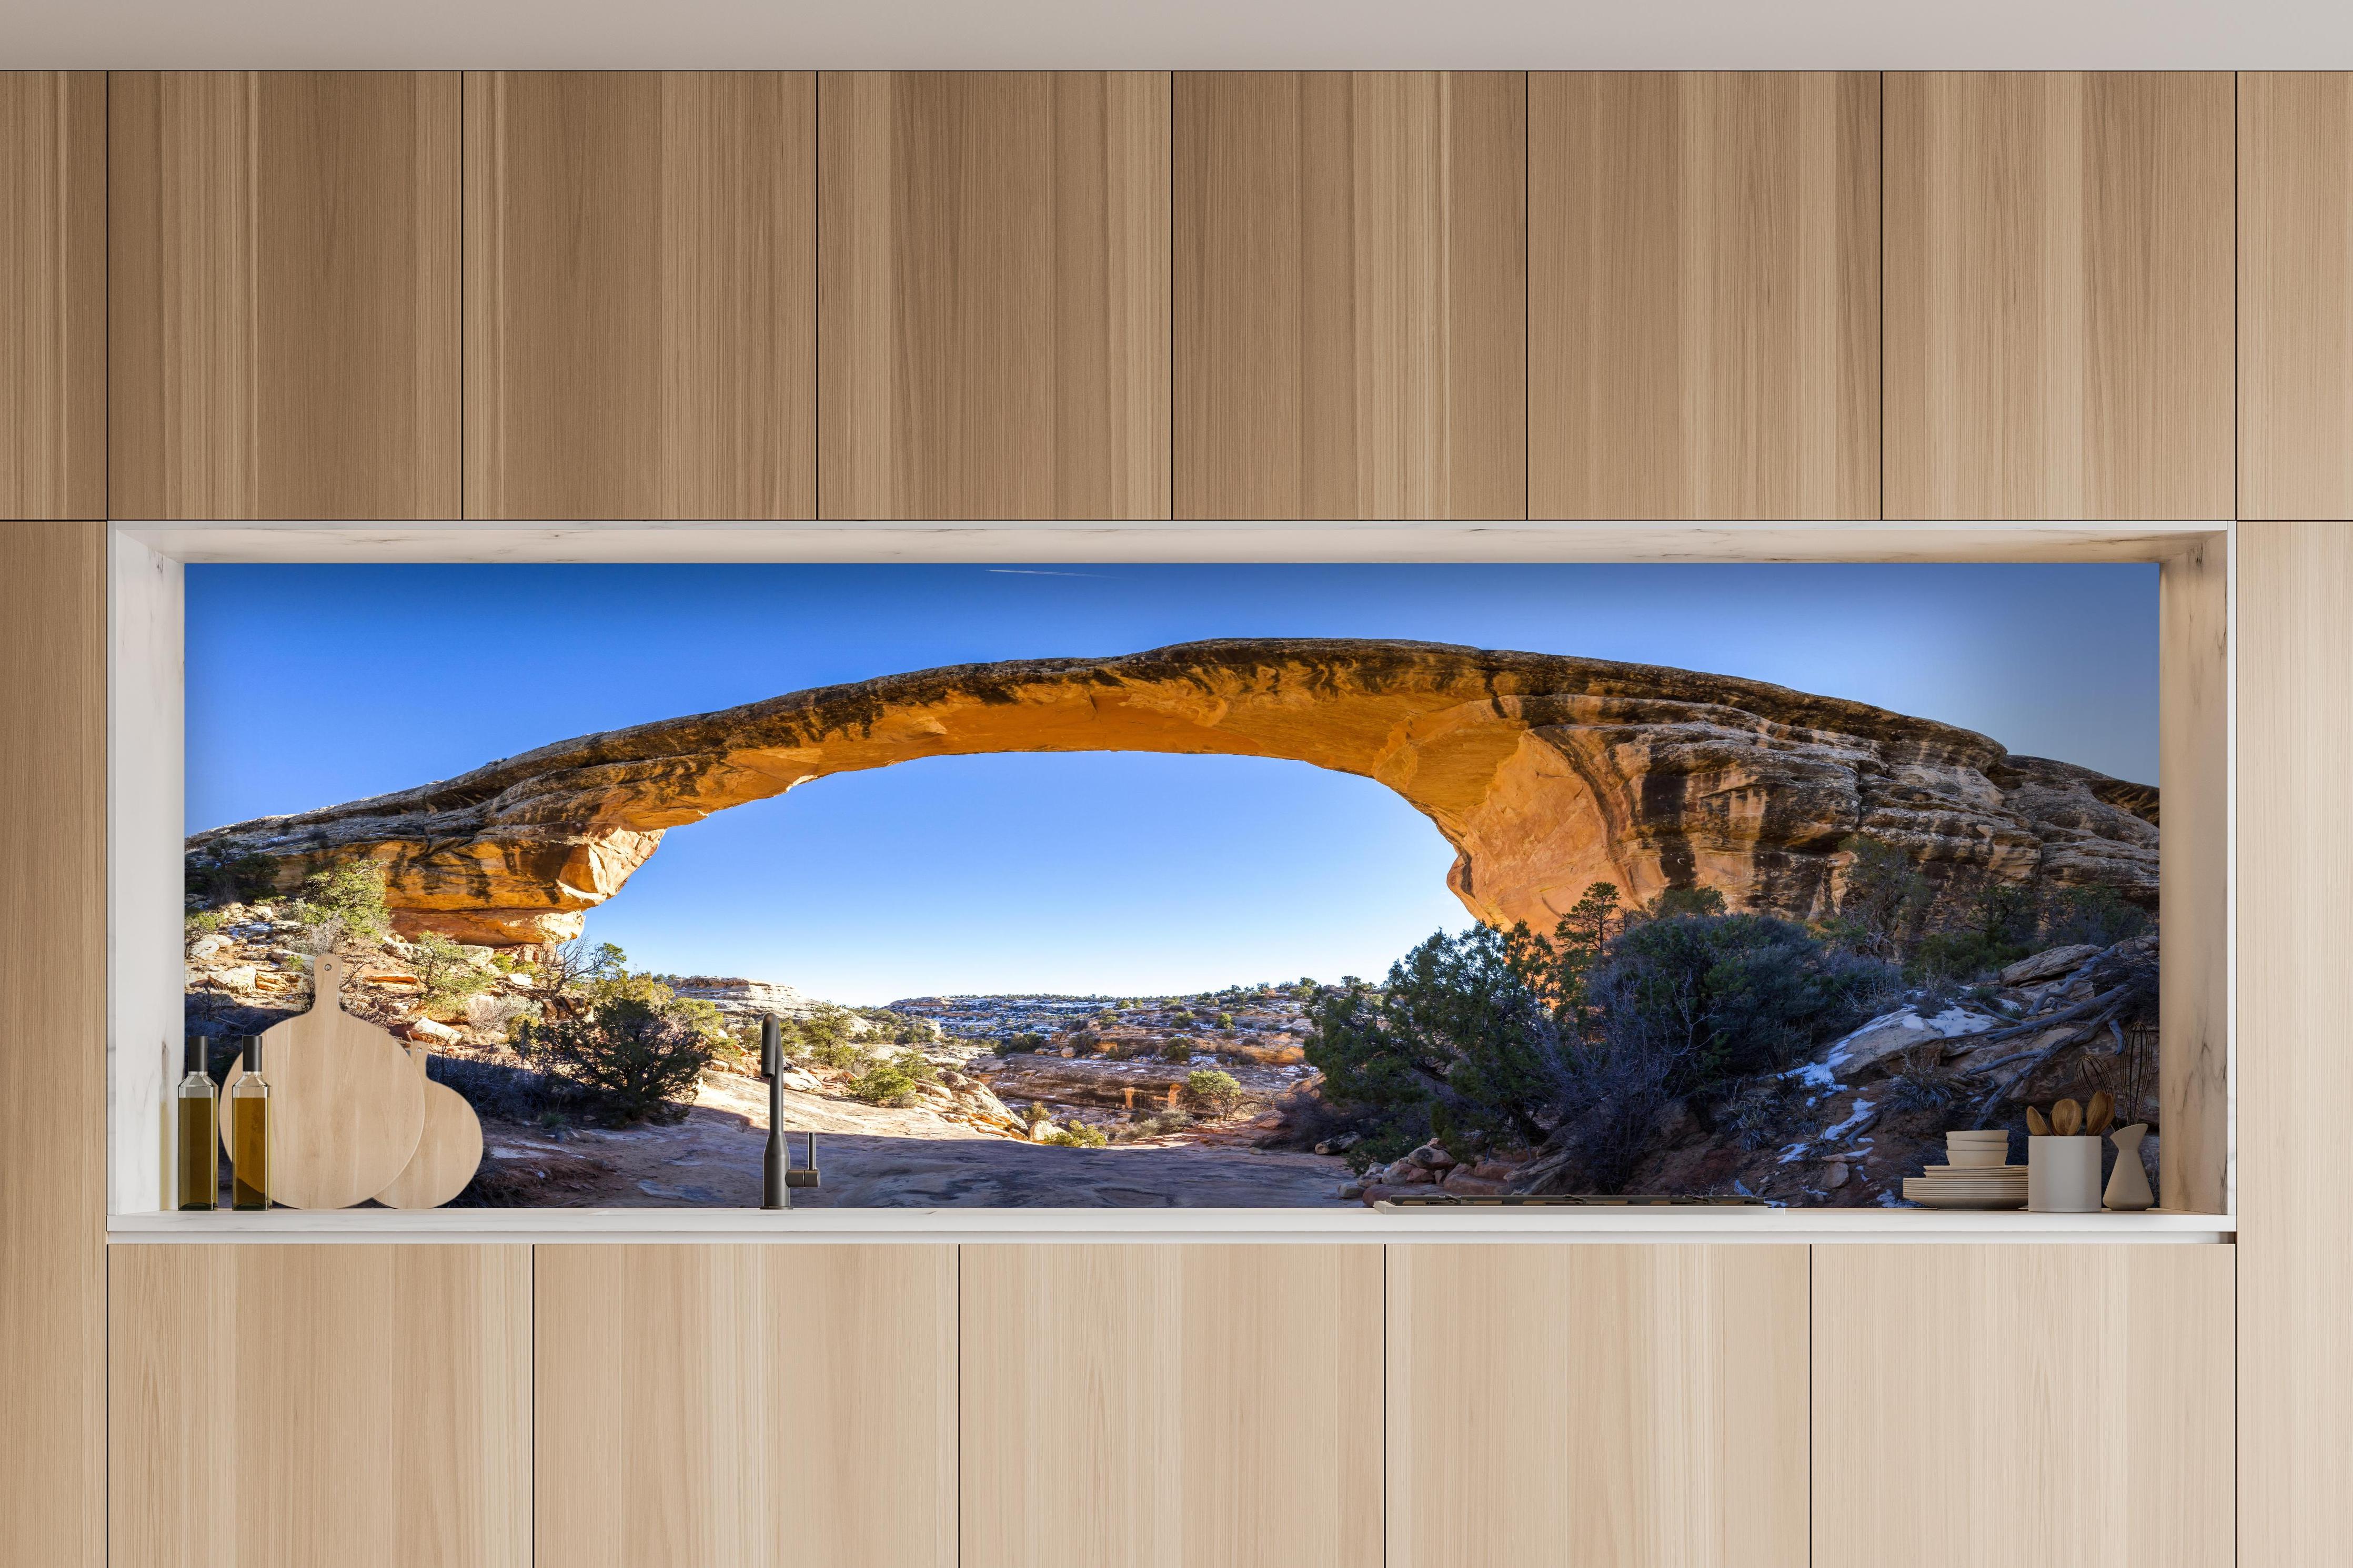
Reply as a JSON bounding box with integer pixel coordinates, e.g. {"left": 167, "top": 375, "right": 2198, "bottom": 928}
{"left": 2104, "top": 1123, "right": 2155, "bottom": 1211}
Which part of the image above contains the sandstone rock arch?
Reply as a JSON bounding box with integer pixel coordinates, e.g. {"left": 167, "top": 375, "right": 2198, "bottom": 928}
{"left": 186, "top": 639, "right": 2159, "bottom": 947}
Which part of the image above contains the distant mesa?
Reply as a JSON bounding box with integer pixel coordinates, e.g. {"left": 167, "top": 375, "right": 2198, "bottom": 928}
{"left": 185, "top": 639, "right": 2159, "bottom": 948}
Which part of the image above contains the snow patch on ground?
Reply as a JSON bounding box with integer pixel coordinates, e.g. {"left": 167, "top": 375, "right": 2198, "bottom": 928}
{"left": 1822, "top": 1098, "right": 1877, "bottom": 1141}
{"left": 1785, "top": 1060, "right": 1843, "bottom": 1090}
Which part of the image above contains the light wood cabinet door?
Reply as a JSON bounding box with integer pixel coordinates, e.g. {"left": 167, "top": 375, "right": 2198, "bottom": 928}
{"left": 1530, "top": 71, "right": 1878, "bottom": 521}
{"left": 961, "top": 1243, "right": 1382, "bottom": 1568}
{"left": 109, "top": 71, "right": 460, "bottom": 520}
{"left": 1812, "top": 1245, "right": 2233, "bottom": 1568}
{"left": 1175, "top": 71, "right": 1524, "bottom": 520}
{"left": 465, "top": 71, "right": 816, "bottom": 520}
{"left": 2238, "top": 522, "right": 2353, "bottom": 1568}
{"left": 1387, "top": 1244, "right": 1807, "bottom": 1568}
{"left": 2240, "top": 75, "right": 2353, "bottom": 520}
{"left": 1883, "top": 72, "right": 2234, "bottom": 520}
{"left": 1, "top": 75, "right": 104, "bottom": 519}
{"left": 108, "top": 1244, "right": 532, "bottom": 1568}
{"left": 0, "top": 522, "right": 104, "bottom": 1568}
{"left": 819, "top": 71, "right": 1170, "bottom": 520}
{"left": 535, "top": 1245, "right": 956, "bottom": 1568}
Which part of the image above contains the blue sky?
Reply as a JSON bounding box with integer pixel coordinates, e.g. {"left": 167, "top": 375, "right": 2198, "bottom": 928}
{"left": 186, "top": 563, "right": 2157, "bottom": 1002}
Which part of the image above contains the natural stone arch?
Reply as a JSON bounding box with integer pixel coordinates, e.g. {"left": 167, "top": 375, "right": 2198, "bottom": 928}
{"left": 186, "top": 639, "right": 2159, "bottom": 947}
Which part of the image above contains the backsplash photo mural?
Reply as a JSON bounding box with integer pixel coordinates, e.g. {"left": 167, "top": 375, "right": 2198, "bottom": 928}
{"left": 181, "top": 562, "right": 2160, "bottom": 1209}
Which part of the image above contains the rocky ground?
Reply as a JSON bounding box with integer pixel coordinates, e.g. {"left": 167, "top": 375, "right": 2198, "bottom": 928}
{"left": 185, "top": 918, "right": 1351, "bottom": 1207}
{"left": 186, "top": 908, "right": 2159, "bottom": 1211}
{"left": 1345, "top": 937, "right": 2164, "bottom": 1209}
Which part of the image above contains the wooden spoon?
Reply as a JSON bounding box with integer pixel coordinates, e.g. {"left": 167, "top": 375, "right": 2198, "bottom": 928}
{"left": 2052, "top": 1098, "right": 2083, "bottom": 1137}
{"left": 2085, "top": 1090, "right": 2115, "bottom": 1138}
{"left": 2025, "top": 1105, "right": 2052, "bottom": 1137}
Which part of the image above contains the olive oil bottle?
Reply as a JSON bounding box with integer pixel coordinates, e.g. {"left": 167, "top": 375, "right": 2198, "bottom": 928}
{"left": 175, "top": 1037, "right": 218, "bottom": 1211}
{"left": 229, "top": 1036, "right": 273, "bottom": 1211}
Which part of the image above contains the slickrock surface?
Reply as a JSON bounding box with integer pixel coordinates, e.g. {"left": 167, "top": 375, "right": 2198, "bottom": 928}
{"left": 187, "top": 639, "right": 2158, "bottom": 945}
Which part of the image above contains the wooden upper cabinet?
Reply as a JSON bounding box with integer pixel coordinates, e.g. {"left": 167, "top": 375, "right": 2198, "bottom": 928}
{"left": 2240, "top": 75, "right": 2353, "bottom": 520}
{"left": 1, "top": 74, "right": 104, "bottom": 520}
{"left": 109, "top": 72, "right": 460, "bottom": 520}
{"left": 1388, "top": 1245, "right": 1807, "bottom": 1568}
{"left": 1884, "top": 72, "right": 2234, "bottom": 520}
{"left": 820, "top": 71, "right": 1170, "bottom": 520}
{"left": 1813, "top": 1246, "right": 2234, "bottom": 1568}
{"left": 536, "top": 1245, "right": 956, "bottom": 1568}
{"left": 109, "top": 1244, "right": 532, "bottom": 1568}
{"left": 1174, "top": 72, "right": 1524, "bottom": 520}
{"left": 1531, "top": 72, "right": 1879, "bottom": 521}
{"left": 465, "top": 71, "right": 816, "bottom": 520}
{"left": 962, "top": 1245, "right": 1382, "bottom": 1568}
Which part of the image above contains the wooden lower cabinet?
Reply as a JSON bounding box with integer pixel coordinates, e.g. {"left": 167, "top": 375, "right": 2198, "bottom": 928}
{"left": 1387, "top": 1243, "right": 1809, "bottom": 1568}
{"left": 107, "top": 1243, "right": 531, "bottom": 1568}
{"left": 960, "top": 1243, "right": 1383, "bottom": 1568}
{"left": 1811, "top": 1245, "right": 2234, "bottom": 1568}
{"left": 534, "top": 1243, "right": 957, "bottom": 1568}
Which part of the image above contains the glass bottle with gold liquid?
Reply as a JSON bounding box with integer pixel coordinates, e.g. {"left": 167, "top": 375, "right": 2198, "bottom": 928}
{"left": 175, "top": 1036, "right": 218, "bottom": 1211}
{"left": 229, "top": 1035, "right": 272, "bottom": 1211}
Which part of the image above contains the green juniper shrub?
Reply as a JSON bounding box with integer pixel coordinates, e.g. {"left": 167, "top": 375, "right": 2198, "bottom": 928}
{"left": 2039, "top": 884, "right": 2151, "bottom": 949}
{"left": 1183, "top": 1069, "right": 1245, "bottom": 1117}
{"left": 847, "top": 1053, "right": 924, "bottom": 1107}
{"left": 1643, "top": 886, "right": 1728, "bottom": 920}
{"left": 1159, "top": 1034, "right": 1199, "bottom": 1062}
{"left": 1308, "top": 888, "right": 1898, "bottom": 1188}
{"left": 291, "top": 860, "right": 393, "bottom": 947}
{"left": 1042, "top": 1121, "right": 1109, "bottom": 1148}
{"left": 515, "top": 976, "right": 723, "bottom": 1125}
{"left": 1826, "top": 836, "right": 1937, "bottom": 959}
{"left": 186, "top": 850, "right": 280, "bottom": 908}
{"left": 404, "top": 931, "right": 491, "bottom": 1012}
{"left": 532, "top": 938, "right": 628, "bottom": 1019}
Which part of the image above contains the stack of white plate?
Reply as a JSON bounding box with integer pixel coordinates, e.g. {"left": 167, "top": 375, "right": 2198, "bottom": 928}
{"left": 1902, "top": 1131, "right": 2027, "bottom": 1209}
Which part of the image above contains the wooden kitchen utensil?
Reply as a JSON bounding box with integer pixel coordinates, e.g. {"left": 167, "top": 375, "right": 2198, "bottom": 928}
{"left": 373, "top": 1048, "right": 485, "bottom": 1210}
{"left": 2025, "top": 1106, "right": 2052, "bottom": 1137}
{"left": 2085, "top": 1090, "right": 2115, "bottom": 1138}
{"left": 2052, "top": 1098, "right": 2082, "bottom": 1137}
{"left": 219, "top": 953, "right": 425, "bottom": 1209}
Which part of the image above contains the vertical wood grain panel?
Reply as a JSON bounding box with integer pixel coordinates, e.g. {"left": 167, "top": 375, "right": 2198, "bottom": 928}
{"left": 2159, "top": 536, "right": 2228, "bottom": 1212}
{"left": 1884, "top": 72, "right": 2234, "bottom": 520}
{"left": 1, "top": 74, "right": 104, "bottom": 519}
{"left": 820, "top": 71, "right": 1170, "bottom": 520}
{"left": 1174, "top": 71, "right": 1524, "bottom": 520}
{"left": 2239, "top": 521, "right": 2353, "bottom": 1568}
{"left": 109, "top": 70, "right": 459, "bottom": 520}
{"left": 1812, "top": 1245, "right": 2233, "bottom": 1568}
{"left": 961, "top": 1243, "right": 1381, "bottom": 1568}
{"left": 1387, "top": 1245, "right": 1806, "bottom": 1568}
{"left": 465, "top": 71, "right": 816, "bottom": 520}
{"left": 2240, "top": 73, "right": 2353, "bottom": 520}
{"left": 109, "top": 1244, "right": 532, "bottom": 1568}
{"left": 0, "top": 523, "right": 104, "bottom": 1568}
{"left": 535, "top": 1244, "right": 955, "bottom": 1568}
{"left": 1531, "top": 71, "right": 1878, "bottom": 520}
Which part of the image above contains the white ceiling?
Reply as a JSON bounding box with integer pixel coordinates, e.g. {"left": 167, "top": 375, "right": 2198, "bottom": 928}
{"left": 8, "top": 0, "right": 2349, "bottom": 69}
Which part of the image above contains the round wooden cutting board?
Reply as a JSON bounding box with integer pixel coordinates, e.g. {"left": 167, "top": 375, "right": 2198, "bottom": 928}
{"left": 219, "top": 953, "right": 426, "bottom": 1209}
{"left": 373, "top": 1048, "right": 485, "bottom": 1209}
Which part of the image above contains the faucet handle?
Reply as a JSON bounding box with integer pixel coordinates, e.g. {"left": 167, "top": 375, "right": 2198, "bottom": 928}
{"left": 784, "top": 1130, "right": 820, "bottom": 1188}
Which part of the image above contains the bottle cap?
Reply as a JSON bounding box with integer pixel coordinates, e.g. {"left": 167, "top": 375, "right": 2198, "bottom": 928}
{"left": 242, "top": 1035, "right": 264, "bottom": 1071}
{"left": 184, "top": 1035, "right": 209, "bottom": 1074}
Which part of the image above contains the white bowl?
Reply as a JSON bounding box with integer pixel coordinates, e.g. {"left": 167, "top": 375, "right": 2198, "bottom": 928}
{"left": 1945, "top": 1131, "right": 2010, "bottom": 1143}
{"left": 1922, "top": 1165, "right": 2025, "bottom": 1178}
{"left": 1945, "top": 1147, "right": 2013, "bottom": 1167}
